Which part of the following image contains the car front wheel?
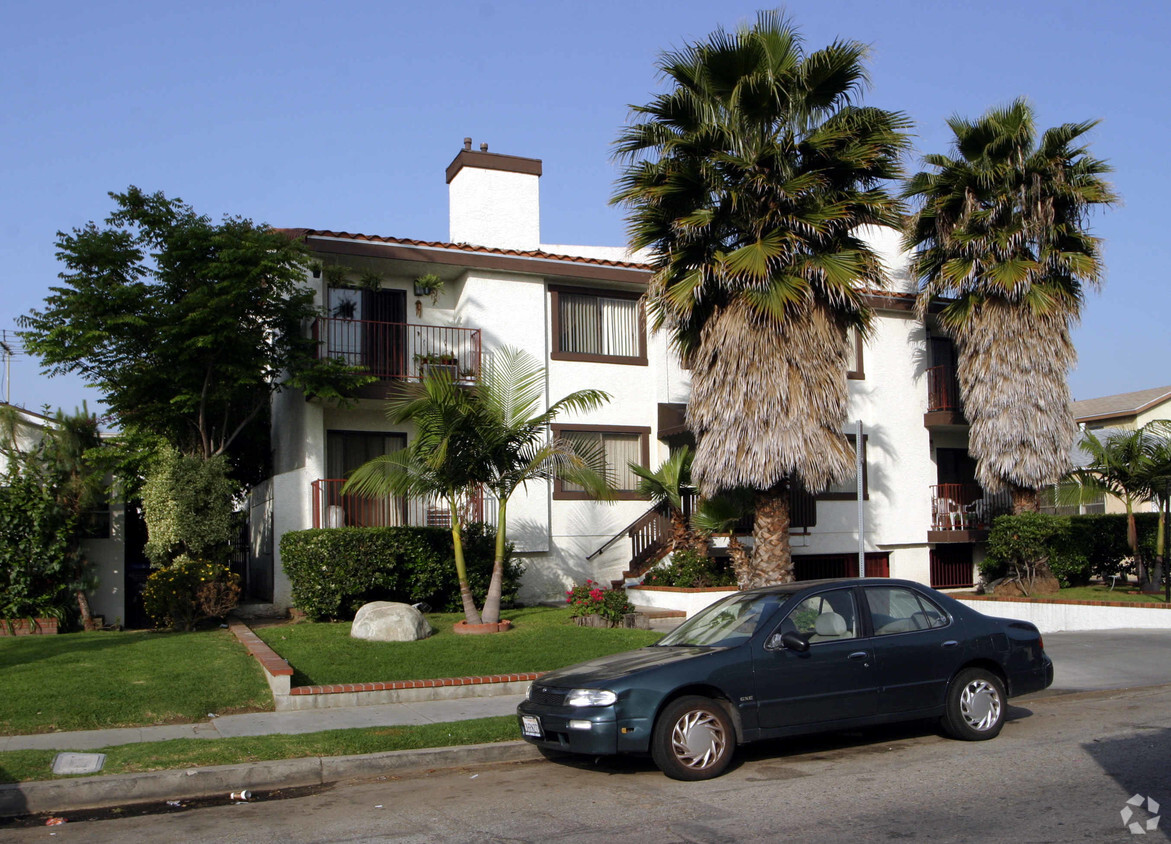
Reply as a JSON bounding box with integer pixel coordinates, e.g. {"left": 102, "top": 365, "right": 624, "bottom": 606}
{"left": 651, "top": 695, "right": 736, "bottom": 781}
{"left": 942, "top": 667, "right": 1006, "bottom": 740}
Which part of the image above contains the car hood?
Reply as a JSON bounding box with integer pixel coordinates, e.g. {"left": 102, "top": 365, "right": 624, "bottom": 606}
{"left": 537, "top": 645, "right": 719, "bottom": 688}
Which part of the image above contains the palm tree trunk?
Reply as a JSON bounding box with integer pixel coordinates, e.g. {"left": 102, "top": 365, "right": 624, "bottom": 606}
{"left": 481, "top": 499, "right": 508, "bottom": 624}
{"left": 1011, "top": 486, "right": 1040, "bottom": 514}
{"left": 751, "top": 483, "right": 793, "bottom": 587}
{"left": 669, "top": 510, "right": 693, "bottom": 554}
{"left": 448, "top": 492, "right": 482, "bottom": 625}
{"left": 728, "top": 534, "right": 752, "bottom": 590}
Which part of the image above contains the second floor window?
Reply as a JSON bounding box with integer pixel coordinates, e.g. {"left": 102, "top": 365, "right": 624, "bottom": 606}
{"left": 551, "top": 287, "right": 646, "bottom": 364}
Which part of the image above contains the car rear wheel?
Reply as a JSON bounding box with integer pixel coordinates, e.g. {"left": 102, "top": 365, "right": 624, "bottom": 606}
{"left": 651, "top": 695, "right": 735, "bottom": 781}
{"left": 942, "top": 667, "right": 1005, "bottom": 740}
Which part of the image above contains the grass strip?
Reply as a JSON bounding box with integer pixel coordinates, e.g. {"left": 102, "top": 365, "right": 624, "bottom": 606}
{"left": 0, "top": 716, "right": 519, "bottom": 784}
{"left": 255, "top": 606, "right": 663, "bottom": 686}
{"left": 0, "top": 629, "right": 272, "bottom": 736}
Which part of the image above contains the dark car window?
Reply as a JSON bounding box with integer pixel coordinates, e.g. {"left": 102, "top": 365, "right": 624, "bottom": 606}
{"left": 657, "top": 592, "right": 788, "bottom": 647}
{"left": 866, "top": 586, "right": 949, "bottom": 635}
{"left": 778, "top": 589, "right": 859, "bottom": 643}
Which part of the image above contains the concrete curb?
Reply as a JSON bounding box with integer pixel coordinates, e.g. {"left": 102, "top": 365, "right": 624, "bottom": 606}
{"left": 0, "top": 741, "right": 541, "bottom": 818}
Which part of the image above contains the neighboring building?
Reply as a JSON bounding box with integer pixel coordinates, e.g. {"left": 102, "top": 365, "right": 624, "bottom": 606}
{"left": 1072, "top": 385, "right": 1171, "bottom": 432}
{"left": 0, "top": 403, "right": 131, "bottom": 626}
{"left": 1051, "top": 385, "right": 1171, "bottom": 516}
{"left": 252, "top": 141, "right": 997, "bottom": 612}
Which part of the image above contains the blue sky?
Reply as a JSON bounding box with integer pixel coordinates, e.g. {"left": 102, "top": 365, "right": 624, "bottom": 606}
{"left": 3, "top": 0, "right": 1166, "bottom": 417}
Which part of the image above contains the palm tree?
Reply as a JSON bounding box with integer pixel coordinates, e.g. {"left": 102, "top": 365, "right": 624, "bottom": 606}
{"left": 474, "top": 347, "right": 612, "bottom": 624}
{"left": 904, "top": 99, "right": 1116, "bottom": 513}
{"left": 613, "top": 11, "right": 910, "bottom": 586}
{"left": 1146, "top": 426, "right": 1171, "bottom": 598}
{"left": 630, "top": 446, "right": 702, "bottom": 555}
{"left": 343, "top": 371, "right": 493, "bottom": 625}
{"left": 692, "top": 489, "right": 757, "bottom": 588}
{"left": 1067, "top": 422, "right": 1170, "bottom": 591}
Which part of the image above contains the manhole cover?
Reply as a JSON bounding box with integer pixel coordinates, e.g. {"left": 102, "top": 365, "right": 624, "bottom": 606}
{"left": 52, "top": 753, "right": 106, "bottom": 775}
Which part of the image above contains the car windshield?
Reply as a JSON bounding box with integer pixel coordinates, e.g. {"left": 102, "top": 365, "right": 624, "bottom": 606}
{"left": 656, "top": 592, "right": 789, "bottom": 647}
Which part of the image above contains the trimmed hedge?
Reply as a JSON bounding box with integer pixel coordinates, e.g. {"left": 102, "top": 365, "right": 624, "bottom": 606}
{"left": 981, "top": 512, "right": 1162, "bottom": 587}
{"left": 280, "top": 523, "right": 520, "bottom": 621}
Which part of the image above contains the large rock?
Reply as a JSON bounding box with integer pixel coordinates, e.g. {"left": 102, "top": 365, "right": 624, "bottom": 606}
{"left": 350, "top": 602, "right": 433, "bottom": 642}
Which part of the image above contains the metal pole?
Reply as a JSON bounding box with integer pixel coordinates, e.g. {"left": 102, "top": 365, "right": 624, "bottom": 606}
{"left": 856, "top": 419, "right": 865, "bottom": 577}
{"left": 0, "top": 333, "right": 12, "bottom": 405}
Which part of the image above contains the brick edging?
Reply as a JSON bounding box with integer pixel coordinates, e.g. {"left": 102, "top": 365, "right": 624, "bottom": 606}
{"left": 959, "top": 595, "right": 1171, "bottom": 610}
{"left": 228, "top": 621, "right": 294, "bottom": 677}
{"left": 291, "top": 673, "right": 544, "bottom": 696}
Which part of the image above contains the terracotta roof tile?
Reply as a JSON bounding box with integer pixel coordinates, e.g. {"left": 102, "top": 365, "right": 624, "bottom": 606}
{"left": 277, "top": 228, "right": 652, "bottom": 271}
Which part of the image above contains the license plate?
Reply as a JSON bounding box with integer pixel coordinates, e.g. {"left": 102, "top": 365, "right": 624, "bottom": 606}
{"left": 521, "top": 715, "right": 543, "bottom": 738}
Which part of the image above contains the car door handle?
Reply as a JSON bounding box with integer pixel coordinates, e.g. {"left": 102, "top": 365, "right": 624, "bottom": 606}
{"left": 848, "top": 651, "right": 869, "bottom": 660}
{"left": 941, "top": 640, "right": 959, "bottom": 649}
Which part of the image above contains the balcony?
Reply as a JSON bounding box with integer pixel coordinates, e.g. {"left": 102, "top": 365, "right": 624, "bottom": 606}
{"left": 928, "top": 483, "right": 1011, "bottom": 543}
{"left": 312, "top": 318, "right": 481, "bottom": 398}
{"left": 311, "top": 479, "right": 495, "bottom": 529}
{"left": 924, "top": 365, "right": 966, "bottom": 427}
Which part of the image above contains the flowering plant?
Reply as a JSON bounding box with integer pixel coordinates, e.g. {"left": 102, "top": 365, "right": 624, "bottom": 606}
{"left": 566, "top": 579, "right": 635, "bottom": 625}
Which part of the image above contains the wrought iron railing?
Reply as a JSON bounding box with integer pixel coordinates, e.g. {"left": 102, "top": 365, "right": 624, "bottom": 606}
{"left": 311, "top": 479, "right": 495, "bottom": 529}
{"left": 926, "top": 365, "right": 961, "bottom": 413}
{"left": 930, "top": 550, "right": 975, "bottom": 588}
{"left": 929, "top": 483, "right": 1011, "bottom": 532}
{"left": 312, "top": 318, "right": 481, "bottom": 382}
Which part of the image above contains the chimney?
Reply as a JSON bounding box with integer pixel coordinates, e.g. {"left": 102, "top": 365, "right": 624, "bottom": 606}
{"left": 446, "top": 139, "right": 542, "bottom": 250}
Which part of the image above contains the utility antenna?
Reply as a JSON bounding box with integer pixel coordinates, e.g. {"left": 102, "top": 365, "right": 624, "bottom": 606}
{"left": 0, "top": 330, "right": 11, "bottom": 405}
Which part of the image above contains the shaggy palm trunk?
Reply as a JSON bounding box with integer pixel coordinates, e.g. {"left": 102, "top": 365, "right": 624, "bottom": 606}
{"left": 669, "top": 510, "right": 695, "bottom": 554}
{"left": 728, "top": 534, "right": 752, "bottom": 589}
{"left": 750, "top": 485, "right": 793, "bottom": 587}
{"left": 481, "top": 499, "right": 508, "bottom": 624}
{"left": 1011, "top": 487, "right": 1039, "bottom": 514}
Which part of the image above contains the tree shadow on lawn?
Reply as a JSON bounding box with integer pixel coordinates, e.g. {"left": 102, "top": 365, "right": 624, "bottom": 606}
{"left": 0, "top": 628, "right": 200, "bottom": 671}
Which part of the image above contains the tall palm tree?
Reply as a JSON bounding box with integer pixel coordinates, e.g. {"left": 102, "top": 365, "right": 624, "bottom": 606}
{"left": 630, "top": 446, "right": 701, "bottom": 555}
{"left": 613, "top": 11, "right": 910, "bottom": 585}
{"left": 904, "top": 99, "right": 1116, "bottom": 513}
{"left": 474, "top": 347, "right": 612, "bottom": 624}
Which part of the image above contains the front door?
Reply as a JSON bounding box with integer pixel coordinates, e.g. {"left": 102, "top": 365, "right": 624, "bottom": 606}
{"left": 754, "top": 587, "right": 878, "bottom": 730}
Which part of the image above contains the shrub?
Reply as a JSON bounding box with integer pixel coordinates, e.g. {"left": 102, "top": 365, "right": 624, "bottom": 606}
{"left": 984, "top": 512, "right": 1064, "bottom": 589}
{"left": 641, "top": 549, "right": 736, "bottom": 588}
{"left": 279, "top": 524, "right": 518, "bottom": 621}
{"left": 566, "top": 580, "right": 634, "bottom": 625}
{"left": 0, "top": 473, "right": 78, "bottom": 622}
{"left": 143, "top": 555, "right": 240, "bottom": 630}
{"left": 141, "top": 447, "right": 239, "bottom": 566}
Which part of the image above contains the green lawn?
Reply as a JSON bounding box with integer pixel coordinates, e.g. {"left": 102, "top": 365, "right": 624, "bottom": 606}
{"left": 254, "top": 606, "right": 663, "bottom": 686}
{"left": 0, "top": 628, "right": 272, "bottom": 736}
{"left": 1044, "top": 585, "right": 1167, "bottom": 604}
{"left": 0, "top": 716, "right": 518, "bottom": 784}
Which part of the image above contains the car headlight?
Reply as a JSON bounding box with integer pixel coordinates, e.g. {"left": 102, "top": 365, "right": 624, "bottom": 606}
{"left": 525, "top": 682, "right": 534, "bottom": 701}
{"left": 564, "top": 688, "right": 617, "bottom": 707}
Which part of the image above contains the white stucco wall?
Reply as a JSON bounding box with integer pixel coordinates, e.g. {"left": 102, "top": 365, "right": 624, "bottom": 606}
{"left": 449, "top": 167, "right": 540, "bottom": 250}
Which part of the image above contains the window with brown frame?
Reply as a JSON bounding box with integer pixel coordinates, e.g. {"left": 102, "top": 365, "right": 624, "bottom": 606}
{"left": 846, "top": 326, "right": 864, "bottom": 380}
{"left": 818, "top": 433, "right": 868, "bottom": 500}
{"left": 551, "top": 424, "right": 650, "bottom": 500}
{"left": 550, "top": 286, "right": 647, "bottom": 365}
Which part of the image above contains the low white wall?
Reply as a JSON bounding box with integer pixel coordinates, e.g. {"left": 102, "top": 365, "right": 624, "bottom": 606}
{"left": 629, "top": 586, "right": 737, "bottom": 617}
{"left": 957, "top": 599, "right": 1171, "bottom": 633}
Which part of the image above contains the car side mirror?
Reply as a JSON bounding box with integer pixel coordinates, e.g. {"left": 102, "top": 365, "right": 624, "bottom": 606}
{"left": 770, "top": 631, "right": 809, "bottom": 653}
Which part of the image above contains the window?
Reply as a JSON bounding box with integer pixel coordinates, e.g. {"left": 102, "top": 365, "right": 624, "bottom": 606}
{"left": 819, "top": 434, "right": 868, "bottom": 500}
{"left": 866, "top": 586, "right": 949, "bottom": 635}
{"left": 1039, "top": 482, "right": 1106, "bottom": 516}
{"left": 550, "top": 286, "right": 647, "bottom": 365}
{"left": 778, "top": 589, "right": 858, "bottom": 642}
{"left": 846, "top": 326, "right": 864, "bottom": 380}
{"left": 551, "top": 424, "right": 650, "bottom": 500}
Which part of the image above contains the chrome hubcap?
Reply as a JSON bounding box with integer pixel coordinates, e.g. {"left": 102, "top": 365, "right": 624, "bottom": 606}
{"left": 670, "top": 709, "right": 727, "bottom": 770}
{"left": 959, "top": 679, "right": 1001, "bottom": 731}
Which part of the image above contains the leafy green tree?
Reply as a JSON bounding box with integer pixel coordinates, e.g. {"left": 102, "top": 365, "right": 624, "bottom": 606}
{"left": 904, "top": 100, "right": 1116, "bottom": 514}
{"left": 613, "top": 11, "right": 910, "bottom": 586}
{"left": 140, "top": 445, "right": 240, "bottom": 567}
{"left": 19, "top": 187, "right": 369, "bottom": 483}
{"left": 0, "top": 406, "right": 106, "bottom": 624}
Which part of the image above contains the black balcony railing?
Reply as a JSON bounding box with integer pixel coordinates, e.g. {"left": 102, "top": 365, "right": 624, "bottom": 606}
{"left": 312, "top": 318, "right": 481, "bottom": 383}
{"left": 929, "top": 483, "right": 1011, "bottom": 532}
